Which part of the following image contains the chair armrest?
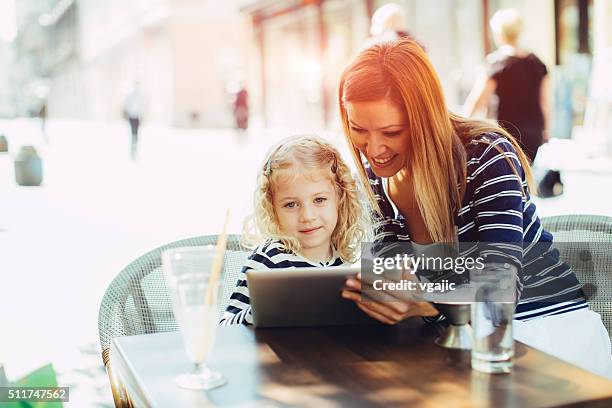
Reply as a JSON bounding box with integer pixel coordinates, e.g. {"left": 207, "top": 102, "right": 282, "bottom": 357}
{"left": 103, "top": 348, "right": 133, "bottom": 408}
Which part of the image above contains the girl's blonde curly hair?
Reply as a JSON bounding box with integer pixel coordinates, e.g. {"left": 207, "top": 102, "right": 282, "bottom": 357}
{"left": 243, "top": 135, "right": 371, "bottom": 263}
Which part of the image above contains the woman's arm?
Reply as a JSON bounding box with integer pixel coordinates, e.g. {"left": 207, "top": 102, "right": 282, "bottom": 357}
{"left": 471, "top": 138, "right": 525, "bottom": 253}
{"left": 470, "top": 137, "right": 526, "bottom": 300}
{"left": 462, "top": 72, "right": 497, "bottom": 117}
{"left": 341, "top": 168, "right": 439, "bottom": 324}
{"left": 342, "top": 274, "right": 439, "bottom": 325}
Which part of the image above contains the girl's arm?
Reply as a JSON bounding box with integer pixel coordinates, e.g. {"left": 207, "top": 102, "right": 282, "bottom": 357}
{"left": 219, "top": 267, "right": 254, "bottom": 326}
{"left": 219, "top": 245, "right": 275, "bottom": 326}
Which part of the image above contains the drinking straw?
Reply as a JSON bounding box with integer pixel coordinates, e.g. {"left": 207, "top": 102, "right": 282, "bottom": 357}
{"left": 205, "top": 209, "right": 231, "bottom": 305}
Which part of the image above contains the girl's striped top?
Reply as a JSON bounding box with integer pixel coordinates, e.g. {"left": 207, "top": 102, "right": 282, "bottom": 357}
{"left": 368, "top": 133, "right": 586, "bottom": 321}
{"left": 219, "top": 240, "right": 345, "bottom": 325}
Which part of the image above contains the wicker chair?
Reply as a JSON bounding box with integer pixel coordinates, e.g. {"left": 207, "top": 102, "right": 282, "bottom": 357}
{"left": 541, "top": 214, "right": 612, "bottom": 345}
{"left": 98, "top": 235, "right": 249, "bottom": 408}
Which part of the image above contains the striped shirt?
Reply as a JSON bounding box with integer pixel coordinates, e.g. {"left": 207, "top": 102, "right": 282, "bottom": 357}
{"left": 219, "top": 240, "right": 345, "bottom": 325}
{"left": 368, "top": 133, "right": 586, "bottom": 321}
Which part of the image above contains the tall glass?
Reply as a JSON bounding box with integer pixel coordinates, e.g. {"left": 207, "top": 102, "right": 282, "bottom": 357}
{"left": 162, "top": 246, "right": 226, "bottom": 390}
{"left": 470, "top": 263, "right": 516, "bottom": 374}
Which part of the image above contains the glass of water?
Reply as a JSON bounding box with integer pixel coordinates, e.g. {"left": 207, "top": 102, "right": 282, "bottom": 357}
{"left": 470, "top": 263, "right": 516, "bottom": 374}
{"left": 162, "top": 246, "right": 227, "bottom": 390}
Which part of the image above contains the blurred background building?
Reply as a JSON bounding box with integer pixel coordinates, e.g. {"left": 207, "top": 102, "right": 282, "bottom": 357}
{"left": 2, "top": 0, "right": 611, "bottom": 138}
{"left": 239, "top": 0, "right": 611, "bottom": 136}
{"left": 9, "top": 0, "right": 250, "bottom": 127}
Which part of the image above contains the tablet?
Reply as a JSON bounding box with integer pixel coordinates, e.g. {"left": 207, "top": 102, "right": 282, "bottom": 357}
{"left": 246, "top": 265, "right": 380, "bottom": 328}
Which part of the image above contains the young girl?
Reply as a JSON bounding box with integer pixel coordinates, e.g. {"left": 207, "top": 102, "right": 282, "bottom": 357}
{"left": 220, "top": 135, "right": 370, "bottom": 325}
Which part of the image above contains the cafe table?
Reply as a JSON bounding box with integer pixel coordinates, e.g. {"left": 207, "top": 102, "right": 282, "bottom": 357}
{"left": 110, "top": 319, "right": 612, "bottom": 407}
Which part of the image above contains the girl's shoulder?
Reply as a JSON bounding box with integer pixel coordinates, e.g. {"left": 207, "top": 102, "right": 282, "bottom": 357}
{"left": 247, "top": 239, "right": 345, "bottom": 269}
{"left": 242, "top": 239, "right": 293, "bottom": 271}
{"left": 249, "top": 239, "right": 290, "bottom": 260}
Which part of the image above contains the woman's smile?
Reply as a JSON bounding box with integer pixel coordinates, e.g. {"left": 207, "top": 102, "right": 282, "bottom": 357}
{"left": 371, "top": 154, "right": 398, "bottom": 168}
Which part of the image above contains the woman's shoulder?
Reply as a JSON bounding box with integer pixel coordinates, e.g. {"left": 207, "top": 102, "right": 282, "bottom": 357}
{"left": 486, "top": 49, "right": 546, "bottom": 78}
{"left": 485, "top": 49, "right": 514, "bottom": 76}
{"left": 465, "top": 132, "right": 524, "bottom": 180}
{"left": 466, "top": 132, "right": 518, "bottom": 160}
{"left": 525, "top": 53, "right": 548, "bottom": 75}
{"left": 524, "top": 52, "right": 545, "bottom": 64}
{"left": 485, "top": 49, "right": 509, "bottom": 65}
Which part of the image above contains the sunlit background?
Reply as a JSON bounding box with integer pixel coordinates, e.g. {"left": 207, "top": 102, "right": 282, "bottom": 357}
{"left": 0, "top": 0, "right": 611, "bottom": 406}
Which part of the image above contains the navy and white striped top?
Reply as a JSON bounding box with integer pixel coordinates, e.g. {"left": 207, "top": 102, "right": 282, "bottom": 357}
{"left": 368, "top": 133, "right": 586, "bottom": 321}
{"left": 220, "top": 240, "right": 345, "bottom": 325}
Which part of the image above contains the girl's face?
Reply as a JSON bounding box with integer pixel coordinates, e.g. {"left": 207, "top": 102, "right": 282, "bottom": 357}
{"left": 345, "top": 98, "right": 410, "bottom": 178}
{"left": 273, "top": 169, "right": 339, "bottom": 262}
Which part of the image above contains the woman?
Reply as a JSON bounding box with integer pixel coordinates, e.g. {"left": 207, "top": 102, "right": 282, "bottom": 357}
{"left": 338, "top": 38, "right": 612, "bottom": 377}
{"left": 463, "top": 8, "right": 549, "bottom": 163}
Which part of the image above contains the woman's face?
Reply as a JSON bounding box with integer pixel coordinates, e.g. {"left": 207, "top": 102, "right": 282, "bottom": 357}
{"left": 345, "top": 98, "right": 410, "bottom": 178}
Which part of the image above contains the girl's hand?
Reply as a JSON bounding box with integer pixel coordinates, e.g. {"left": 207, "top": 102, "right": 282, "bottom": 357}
{"left": 342, "top": 274, "right": 439, "bottom": 325}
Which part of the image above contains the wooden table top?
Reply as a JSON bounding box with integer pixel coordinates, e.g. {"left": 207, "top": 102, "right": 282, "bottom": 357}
{"left": 110, "top": 320, "right": 612, "bottom": 407}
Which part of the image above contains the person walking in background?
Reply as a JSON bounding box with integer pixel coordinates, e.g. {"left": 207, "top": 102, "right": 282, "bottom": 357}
{"left": 233, "top": 85, "right": 249, "bottom": 130}
{"left": 463, "top": 9, "right": 550, "bottom": 164}
{"left": 463, "top": 9, "right": 562, "bottom": 197}
{"left": 38, "top": 99, "right": 48, "bottom": 143}
{"left": 123, "top": 81, "right": 144, "bottom": 161}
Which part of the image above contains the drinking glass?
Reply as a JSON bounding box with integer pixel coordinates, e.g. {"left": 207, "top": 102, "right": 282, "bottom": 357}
{"left": 162, "top": 246, "right": 226, "bottom": 390}
{"left": 470, "top": 263, "right": 516, "bottom": 374}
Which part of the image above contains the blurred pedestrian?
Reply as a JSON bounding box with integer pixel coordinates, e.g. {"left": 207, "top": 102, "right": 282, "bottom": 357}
{"left": 123, "top": 81, "right": 144, "bottom": 161}
{"left": 463, "top": 9, "right": 562, "bottom": 197}
{"left": 39, "top": 99, "right": 48, "bottom": 143}
{"left": 364, "top": 3, "right": 423, "bottom": 50}
{"left": 233, "top": 86, "right": 249, "bottom": 130}
{"left": 463, "top": 8, "right": 550, "bottom": 163}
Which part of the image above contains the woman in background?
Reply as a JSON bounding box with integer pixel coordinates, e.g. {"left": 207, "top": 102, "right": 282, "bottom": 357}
{"left": 463, "top": 8, "right": 549, "bottom": 163}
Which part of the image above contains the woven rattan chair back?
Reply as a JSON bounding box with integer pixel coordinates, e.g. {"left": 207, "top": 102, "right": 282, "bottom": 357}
{"left": 541, "top": 214, "right": 612, "bottom": 345}
{"left": 98, "top": 235, "right": 249, "bottom": 407}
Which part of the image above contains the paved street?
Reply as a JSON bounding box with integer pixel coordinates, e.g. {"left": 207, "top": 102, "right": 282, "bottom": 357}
{"left": 1, "top": 118, "right": 611, "bottom": 406}
{"left": 0, "top": 118, "right": 319, "bottom": 406}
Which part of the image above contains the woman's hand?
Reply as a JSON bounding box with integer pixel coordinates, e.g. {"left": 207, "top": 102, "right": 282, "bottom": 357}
{"left": 342, "top": 273, "right": 439, "bottom": 325}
